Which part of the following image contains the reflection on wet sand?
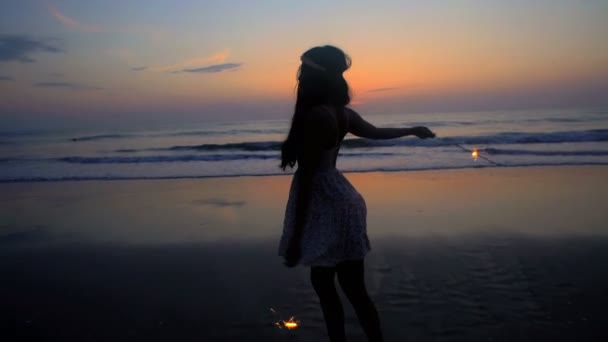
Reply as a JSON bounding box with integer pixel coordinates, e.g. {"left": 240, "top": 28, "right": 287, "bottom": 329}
{"left": 2, "top": 236, "right": 608, "bottom": 341}
{"left": 1, "top": 166, "right": 607, "bottom": 340}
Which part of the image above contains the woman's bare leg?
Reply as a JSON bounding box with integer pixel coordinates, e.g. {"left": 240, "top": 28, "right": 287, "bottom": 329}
{"left": 337, "top": 260, "right": 383, "bottom": 342}
{"left": 311, "top": 266, "right": 346, "bottom": 342}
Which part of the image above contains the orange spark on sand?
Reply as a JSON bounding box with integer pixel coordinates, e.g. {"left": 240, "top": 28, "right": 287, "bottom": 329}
{"left": 275, "top": 316, "right": 300, "bottom": 330}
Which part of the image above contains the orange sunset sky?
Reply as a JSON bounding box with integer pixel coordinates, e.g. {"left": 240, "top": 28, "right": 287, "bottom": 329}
{"left": 1, "top": 1, "right": 607, "bottom": 129}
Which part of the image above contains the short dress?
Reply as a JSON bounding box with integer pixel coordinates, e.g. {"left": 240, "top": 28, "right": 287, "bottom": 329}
{"left": 278, "top": 146, "right": 371, "bottom": 267}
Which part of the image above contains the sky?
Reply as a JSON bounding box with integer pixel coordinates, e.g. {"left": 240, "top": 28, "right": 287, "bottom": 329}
{"left": 1, "top": 0, "right": 607, "bottom": 130}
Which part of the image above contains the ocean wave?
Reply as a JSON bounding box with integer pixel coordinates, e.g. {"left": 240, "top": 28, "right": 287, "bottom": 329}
{"left": 69, "top": 128, "right": 286, "bottom": 142}
{"left": 484, "top": 148, "right": 608, "bottom": 156}
{"left": 68, "top": 122, "right": 482, "bottom": 142}
{"left": 70, "top": 134, "right": 130, "bottom": 142}
{"left": 163, "top": 128, "right": 286, "bottom": 137}
{"left": 46, "top": 147, "right": 608, "bottom": 165}
{"left": 0, "top": 157, "right": 22, "bottom": 162}
{"left": 3, "top": 162, "right": 608, "bottom": 183}
{"left": 65, "top": 118, "right": 603, "bottom": 142}
{"left": 59, "top": 154, "right": 278, "bottom": 164}
{"left": 164, "top": 141, "right": 282, "bottom": 152}
{"left": 57, "top": 152, "right": 403, "bottom": 164}
{"left": 345, "top": 129, "right": 608, "bottom": 147}
{"left": 125, "top": 129, "right": 608, "bottom": 153}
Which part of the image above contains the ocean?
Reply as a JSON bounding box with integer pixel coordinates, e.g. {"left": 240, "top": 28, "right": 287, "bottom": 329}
{"left": 1, "top": 107, "right": 607, "bottom": 182}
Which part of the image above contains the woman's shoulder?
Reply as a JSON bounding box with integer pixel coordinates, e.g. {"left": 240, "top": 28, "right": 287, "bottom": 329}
{"left": 306, "top": 105, "right": 357, "bottom": 124}
{"left": 308, "top": 105, "right": 335, "bottom": 116}
{"left": 343, "top": 106, "right": 359, "bottom": 119}
{"left": 303, "top": 105, "right": 338, "bottom": 127}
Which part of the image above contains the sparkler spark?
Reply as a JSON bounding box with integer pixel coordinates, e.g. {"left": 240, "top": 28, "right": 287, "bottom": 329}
{"left": 471, "top": 148, "right": 479, "bottom": 160}
{"left": 275, "top": 316, "right": 300, "bottom": 329}
{"left": 454, "top": 144, "right": 500, "bottom": 166}
{"left": 270, "top": 308, "right": 300, "bottom": 330}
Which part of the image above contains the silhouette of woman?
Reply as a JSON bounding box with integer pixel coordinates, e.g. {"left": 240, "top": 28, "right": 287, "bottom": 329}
{"left": 279, "top": 45, "right": 435, "bottom": 342}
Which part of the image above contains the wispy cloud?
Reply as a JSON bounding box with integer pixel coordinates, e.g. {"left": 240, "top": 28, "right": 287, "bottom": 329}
{"left": 47, "top": 3, "right": 170, "bottom": 42}
{"left": 138, "top": 50, "right": 241, "bottom": 74}
{"left": 35, "top": 81, "right": 102, "bottom": 91}
{"left": 0, "top": 76, "right": 15, "bottom": 81}
{"left": 150, "top": 49, "right": 231, "bottom": 72}
{"left": 0, "top": 34, "right": 63, "bottom": 63}
{"left": 181, "top": 63, "right": 242, "bottom": 74}
{"left": 367, "top": 87, "right": 399, "bottom": 93}
{"left": 48, "top": 4, "right": 104, "bottom": 33}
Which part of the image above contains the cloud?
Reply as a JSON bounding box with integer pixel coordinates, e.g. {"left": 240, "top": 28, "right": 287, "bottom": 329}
{"left": 130, "top": 49, "right": 237, "bottom": 74}
{"left": 48, "top": 4, "right": 104, "bottom": 33}
{"left": 181, "top": 63, "right": 242, "bottom": 74}
{"left": 34, "top": 81, "right": 102, "bottom": 91}
{"left": 367, "top": 87, "right": 399, "bottom": 93}
{"left": 0, "top": 34, "right": 63, "bottom": 63}
{"left": 150, "top": 49, "right": 231, "bottom": 72}
{"left": 0, "top": 76, "right": 15, "bottom": 81}
{"left": 47, "top": 3, "right": 170, "bottom": 42}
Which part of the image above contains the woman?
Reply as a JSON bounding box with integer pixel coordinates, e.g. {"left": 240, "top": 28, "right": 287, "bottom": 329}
{"left": 278, "top": 45, "right": 435, "bottom": 342}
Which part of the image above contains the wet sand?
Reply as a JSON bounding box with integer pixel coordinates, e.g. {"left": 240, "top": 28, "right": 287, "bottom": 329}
{"left": 1, "top": 166, "right": 608, "bottom": 341}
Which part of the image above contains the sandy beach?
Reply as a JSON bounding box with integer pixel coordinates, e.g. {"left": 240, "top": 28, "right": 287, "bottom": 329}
{"left": 2, "top": 166, "right": 608, "bottom": 341}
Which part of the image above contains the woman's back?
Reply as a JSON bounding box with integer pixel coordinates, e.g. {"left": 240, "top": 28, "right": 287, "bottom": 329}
{"left": 295, "top": 105, "right": 348, "bottom": 173}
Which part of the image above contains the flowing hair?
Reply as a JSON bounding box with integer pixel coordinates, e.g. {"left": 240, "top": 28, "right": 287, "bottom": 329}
{"left": 280, "top": 45, "right": 352, "bottom": 170}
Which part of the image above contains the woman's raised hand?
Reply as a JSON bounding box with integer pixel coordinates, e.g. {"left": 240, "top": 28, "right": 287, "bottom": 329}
{"left": 413, "top": 126, "right": 436, "bottom": 139}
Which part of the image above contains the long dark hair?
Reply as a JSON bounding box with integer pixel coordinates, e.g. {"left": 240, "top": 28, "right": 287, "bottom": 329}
{"left": 280, "top": 45, "right": 352, "bottom": 170}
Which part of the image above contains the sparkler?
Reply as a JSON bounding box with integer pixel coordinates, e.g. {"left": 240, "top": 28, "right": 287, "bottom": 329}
{"left": 471, "top": 148, "right": 479, "bottom": 160}
{"left": 270, "top": 308, "right": 300, "bottom": 330}
{"left": 454, "top": 143, "right": 501, "bottom": 166}
{"left": 276, "top": 316, "right": 300, "bottom": 330}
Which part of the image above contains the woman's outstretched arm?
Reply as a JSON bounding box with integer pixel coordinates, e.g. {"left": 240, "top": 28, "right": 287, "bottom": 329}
{"left": 346, "top": 108, "right": 435, "bottom": 140}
